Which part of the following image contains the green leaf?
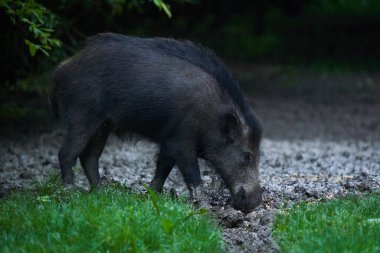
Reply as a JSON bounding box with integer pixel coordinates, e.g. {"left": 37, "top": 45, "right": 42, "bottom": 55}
{"left": 20, "top": 17, "right": 30, "bottom": 24}
{"left": 31, "top": 10, "right": 43, "bottom": 23}
{"left": 28, "top": 42, "right": 37, "bottom": 56}
{"left": 41, "top": 28, "right": 53, "bottom": 33}
{"left": 161, "top": 2, "right": 172, "bottom": 18}
{"left": 153, "top": 0, "right": 162, "bottom": 8}
{"left": 39, "top": 48, "right": 50, "bottom": 56}
{"left": 52, "top": 39, "right": 62, "bottom": 47}
{"left": 152, "top": 0, "right": 172, "bottom": 17}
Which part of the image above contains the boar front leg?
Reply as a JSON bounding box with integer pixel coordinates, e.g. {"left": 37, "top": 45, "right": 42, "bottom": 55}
{"left": 149, "top": 146, "right": 176, "bottom": 192}
{"left": 174, "top": 144, "right": 201, "bottom": 201}
{"left": 149, "top": 138, "right": 201, "bottom": 201}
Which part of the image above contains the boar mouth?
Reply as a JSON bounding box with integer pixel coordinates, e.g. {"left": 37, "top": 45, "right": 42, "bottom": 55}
{"left": 209, "top": 164, "right": 262, "bottom": 212}
{"left": 231, "top": 187, "right": 262, "bottom": 213}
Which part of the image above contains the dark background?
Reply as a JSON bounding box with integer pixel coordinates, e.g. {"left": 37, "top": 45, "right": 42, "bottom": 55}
{"left": 2, "top": 0, "right": 380, "bottom": 81}
{"left": 1, "top": 0, "right": 380, "bottom": 135}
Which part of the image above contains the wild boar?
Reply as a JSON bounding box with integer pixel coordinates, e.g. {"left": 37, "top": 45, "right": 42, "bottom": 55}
{"left": 51, "top": 33, "right": 263, "bottom": 212}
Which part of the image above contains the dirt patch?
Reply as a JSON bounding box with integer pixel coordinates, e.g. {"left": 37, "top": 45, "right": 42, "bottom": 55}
{"left": 1, "top": 99, "right": 379, "bottom": 252}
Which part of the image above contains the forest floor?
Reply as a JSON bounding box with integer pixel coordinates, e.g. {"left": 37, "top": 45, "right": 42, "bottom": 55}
{"left": 1, "top": 91, "right": 380, "bottom": 252}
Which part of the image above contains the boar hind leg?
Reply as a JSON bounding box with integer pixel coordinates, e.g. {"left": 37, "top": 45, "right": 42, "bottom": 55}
{"left": 149, "top": 146, "right": 176, "bottom": 192}
{"left": 58, "top": 122, "right": 98, "bottom": 186}
{"left": 79, "top": 127, "right": 109, "bottom": 187}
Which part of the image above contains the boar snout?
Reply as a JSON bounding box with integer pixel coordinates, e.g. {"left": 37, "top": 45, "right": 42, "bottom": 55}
{"left": 231, "top": 187, "right": 262, "bottom": 213}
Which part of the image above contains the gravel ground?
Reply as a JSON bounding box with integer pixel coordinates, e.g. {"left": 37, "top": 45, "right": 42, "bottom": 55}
{"left": 1, "top": 98, "right": 379, "bottom": 252}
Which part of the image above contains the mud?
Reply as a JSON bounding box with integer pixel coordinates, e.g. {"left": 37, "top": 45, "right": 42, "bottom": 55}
{"left": 1, "top": 98, "right": 379, "bottom": 252}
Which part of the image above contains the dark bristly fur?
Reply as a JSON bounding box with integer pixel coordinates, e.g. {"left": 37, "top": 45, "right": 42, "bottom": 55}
{"left": 53, "top": 33, "right": 261, "bottom": 135}
{"left": 51, "top": 33, "right": 263, "bottom": 212}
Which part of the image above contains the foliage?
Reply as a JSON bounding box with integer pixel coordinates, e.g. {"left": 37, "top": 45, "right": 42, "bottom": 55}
{"left": 273, "top": 192, "right": 380, "bottom": 252}
{"left": 0, "top": 104, "right": 30, "bottom": 119}
{"left": 0, "top": 0, "right": 174, "bottom": 57}
{"left": 0, "top": 178, "right": 224, "bottom": 253}
{"left": 307, "top": 0, "right": 380, "bottom": 17}
{"left": 0, "top": 0, "right": 61, "bottom": 56}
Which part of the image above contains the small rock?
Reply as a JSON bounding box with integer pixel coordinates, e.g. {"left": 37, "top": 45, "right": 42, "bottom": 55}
{"left": 220, "top": 208, "right": 244, "bottom": 228}
{"left": 259, "top": 215, "right": 271, "bottom": 226}
{"left": 295, "top": 153, "right": 303, "bottom": 161}
{"left": 41, "top": 160, "right": 50, "bottom": 166}
{"left": 19, "top": 172, "right": 32, "bottom": 179}
{"left": 305, "top": 189, "right": 319, "bottom": 198}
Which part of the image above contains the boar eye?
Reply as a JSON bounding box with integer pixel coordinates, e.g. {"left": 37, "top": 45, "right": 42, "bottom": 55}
{"left": 242, "top": 152, "right": 252, "bottom": 163}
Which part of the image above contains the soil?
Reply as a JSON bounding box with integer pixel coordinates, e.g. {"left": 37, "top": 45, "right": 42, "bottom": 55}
{"left": 1, "top": 98, "right": 379, "bottom": 252}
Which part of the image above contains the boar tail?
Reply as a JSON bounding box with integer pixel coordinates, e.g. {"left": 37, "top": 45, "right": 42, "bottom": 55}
{"left": 49, "top": 92, "right": 60, "bottom": 120}
{"left": 50, "top": 59, "right": 70, "bottom": 121}
{"left": 50, "top": 66, "right": 61, "bottom": 120}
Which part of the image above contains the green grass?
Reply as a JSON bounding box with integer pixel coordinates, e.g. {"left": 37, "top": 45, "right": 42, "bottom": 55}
{"left": 0, "top": 177, "right": 223, "bottom": 253}
{"left": 273, "top": 192, "right": 380, "bottom": 253}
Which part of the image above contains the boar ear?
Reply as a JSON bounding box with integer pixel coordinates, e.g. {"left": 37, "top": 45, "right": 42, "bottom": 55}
{"left": 221, "top": 112, "right": 242, "bottom": 141}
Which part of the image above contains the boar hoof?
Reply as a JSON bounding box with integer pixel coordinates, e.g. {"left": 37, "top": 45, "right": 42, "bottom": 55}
{"left": 148, "top": 180, "right": 164, "bottom": 193}
{"left": 169, "top": 188, "right": 179, "bottom": 199}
